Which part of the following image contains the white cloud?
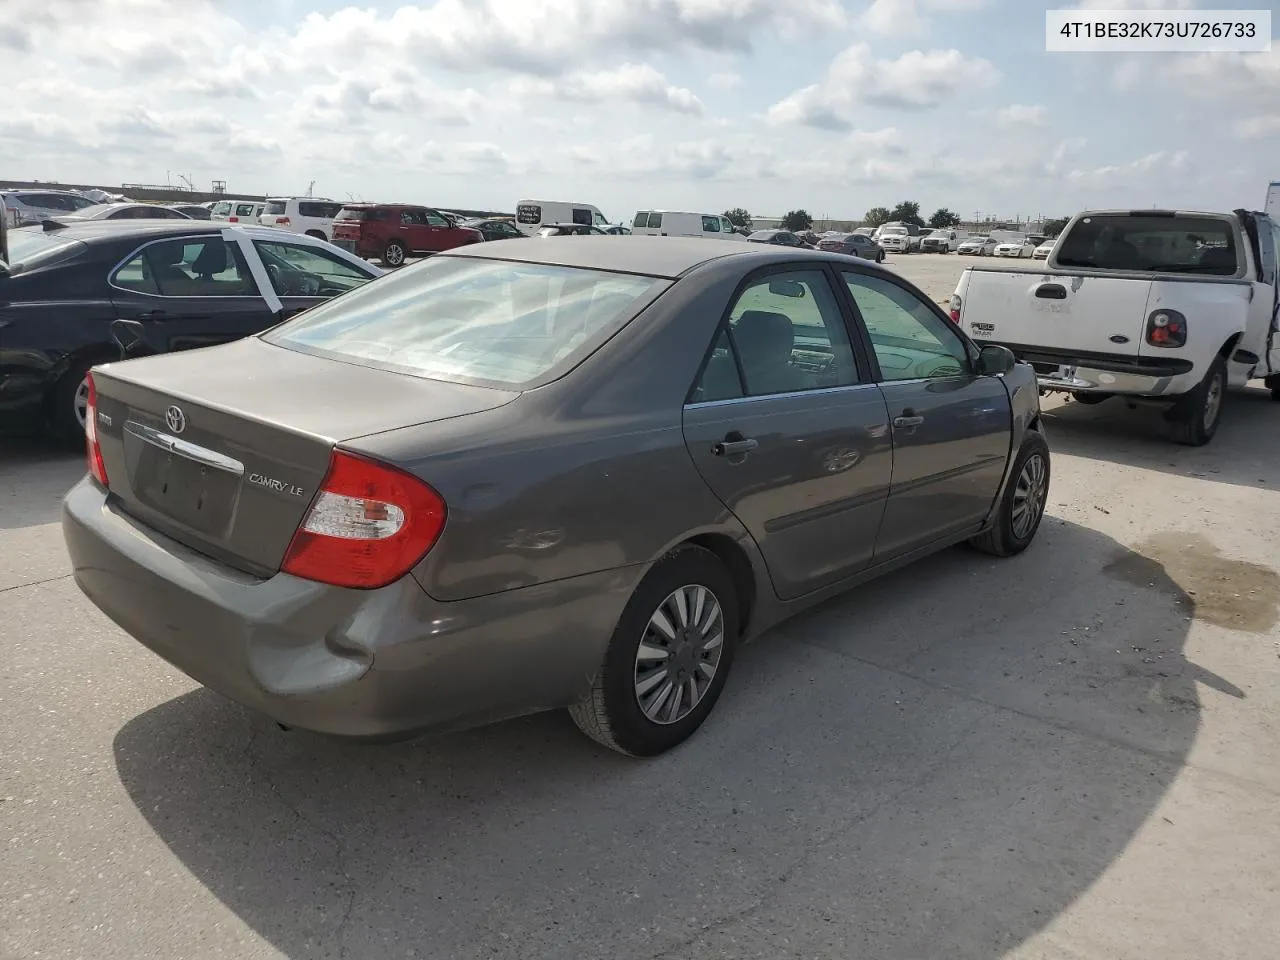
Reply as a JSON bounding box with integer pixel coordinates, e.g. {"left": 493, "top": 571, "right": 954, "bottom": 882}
{"left": 1069, "top": 0, "right": 1195, "bottom": 8}
{"left": 709, "top": 71, "right": 743, "bottom": 91}
{"left": 1066, "top": 150, "right": 1190, "bottom": 185}
{"left": 994, "top": 104, "right": 1048, "bottom": 127}
{"left": 860, "top": 0, "right": 927, "bottom": 36}
{"left": 846, "top": 127, "right": 906, "bottom": 153}
{"left": 768, "top": 44, "right": 1000, "bottom": 128}
{"left": 511, "top": 64, "right": 704, "bottom": 115}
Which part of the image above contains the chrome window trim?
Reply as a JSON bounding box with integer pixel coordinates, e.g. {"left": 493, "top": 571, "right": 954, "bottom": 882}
{"left": 106, "top": 231, "right": 267, "bottom": 301}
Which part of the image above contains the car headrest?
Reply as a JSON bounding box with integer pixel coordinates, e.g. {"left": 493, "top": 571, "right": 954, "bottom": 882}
{"left": 735, "top": 310, "right": 794, "bottom": 361}
{"left": 191, "top": 240, "right": 227, "bottom": 276}
{"left": 1198, "top": 247, "right": 1237, "bottom": 272}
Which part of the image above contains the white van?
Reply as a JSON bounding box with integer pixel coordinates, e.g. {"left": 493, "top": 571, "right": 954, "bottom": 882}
{"left": 631, "top": 211, "right": 746, "bottom": 240}
{"left": 514, "top": 200, "right": 609, "bottom": 236}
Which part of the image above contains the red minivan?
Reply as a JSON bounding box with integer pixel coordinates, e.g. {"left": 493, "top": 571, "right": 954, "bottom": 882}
{"left": 330, "top": 204, "right": 484, "bottom": 267}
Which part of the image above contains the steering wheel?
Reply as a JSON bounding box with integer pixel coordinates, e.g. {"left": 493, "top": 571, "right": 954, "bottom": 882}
{"left": 920, "top": 358, "right": 963, "bottom": 378}
{"left": 266, "top": 263, "right": 283, "bottom": 292}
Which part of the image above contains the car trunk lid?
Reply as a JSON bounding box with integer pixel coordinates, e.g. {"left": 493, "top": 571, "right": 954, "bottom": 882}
{"left": 91, "top": 336, "right": 517, "bottom": 577}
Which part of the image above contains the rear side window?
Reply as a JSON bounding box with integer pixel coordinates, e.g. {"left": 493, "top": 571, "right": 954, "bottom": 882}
{"left": 264, "top": 257, "right": 668, "bottom": 388}
{"left": 264, "top": 200, "right": 288, "bottom": 215}
{"left": 234, "top": 203, "right": 257, "bottom": 217}
{"left": 1056, "top": 215, "right": 1239, "bottom": 275}
{"left": 516, "top": 204, "right": 541, "bottom": 225}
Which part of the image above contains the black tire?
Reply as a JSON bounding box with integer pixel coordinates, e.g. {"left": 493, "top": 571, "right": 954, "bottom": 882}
{"left": 1266, "top": 374, "right": 1280, "bottom": 402}
{"left": 1070, "top": 391, "right": 1111, "bottom": 405}
{"left": 382, "top": 240, "right": 407, "bottom": 267}
{"left": 969, "top": 431, "right": 1051, "bottom": 558}
{"left": 877, "top": 250, "right": 885, "bottom": 263}
{"left": 50, "top": 360, "right": 96, "bottom": 444}
{"left": 569, "top": 545, "right": 739, "bottom": 757}
{"left": 1165, "top": 354, "right": 1226, "bottom": 446}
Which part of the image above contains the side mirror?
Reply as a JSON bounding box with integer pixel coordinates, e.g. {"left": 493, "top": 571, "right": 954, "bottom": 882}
{"left": 976, "top": 343, "right": 1016, "bottom": 376}
{"left": 769, "top": 279, "right": 806, "bottom": 298}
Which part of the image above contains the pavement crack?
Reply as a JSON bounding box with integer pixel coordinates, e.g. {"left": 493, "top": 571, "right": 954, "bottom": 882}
{"left": 0, "top": 573, "right": 72, "bottom": 594}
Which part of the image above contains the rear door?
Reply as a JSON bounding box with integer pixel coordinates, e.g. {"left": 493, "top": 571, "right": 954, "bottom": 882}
{"left": 682, "top": 265, "right": 892, "bottom": 600}
{"left": 839, "top": 268, "right": 1011, "bottom": 559}
{"left": 108, "top": 233, "right": 278, "bottom": 353}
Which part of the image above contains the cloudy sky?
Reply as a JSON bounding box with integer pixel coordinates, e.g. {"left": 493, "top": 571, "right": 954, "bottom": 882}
{"left": 2, "top": 0, "right": 1276, "bottom": 222}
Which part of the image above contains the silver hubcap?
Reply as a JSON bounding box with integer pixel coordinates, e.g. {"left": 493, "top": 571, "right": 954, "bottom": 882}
{"left": 386, "top": 244, "right": 404, "bottom": 265}
{"left": 1202, "top": 371, "right": 1223, "bottom": 430}
{"left": 633, "top": 584, "right": 725, "bottom": 726}
{"left": 1011, "top": 453, "right": 1047, "bottom": 540}
{"left": 74, "top": 377, "right": 90, "bottom": 430}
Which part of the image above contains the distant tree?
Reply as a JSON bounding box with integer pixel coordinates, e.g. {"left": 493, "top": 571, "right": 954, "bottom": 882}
{"left": 928, "top": 207, "right": 961, "bottom": 228}
{"left": 890, "top": 200, "right": 924, "bottom": 227}
{"left": 1042, "top": 217, "right": 1070, "bottom": 237}
{"left": 782, "top": 209, "right": 813, "bottom": 232}
{"left": 724, "top": 207, "right": 752, "bottom": 230}
{"left": 864, "top": 206, "right": 893, "bottom": 228}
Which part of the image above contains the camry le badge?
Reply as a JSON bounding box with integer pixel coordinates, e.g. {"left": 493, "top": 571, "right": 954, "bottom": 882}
{"left": 164, "top": 405, "right": 186, "bottom": 434}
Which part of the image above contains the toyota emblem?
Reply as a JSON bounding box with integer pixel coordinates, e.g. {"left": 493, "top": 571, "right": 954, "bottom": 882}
{"left": 165, "top": 405, "right": 186, "bottom": 434}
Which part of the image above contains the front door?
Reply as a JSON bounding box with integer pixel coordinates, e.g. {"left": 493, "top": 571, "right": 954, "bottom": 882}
{"left": 250, "top": 237, "right": 379, "bottom": 321}
{"left": 682, "top": 267, "right": 893, "bottom": 601}
{"left": 423, "top": 209, "right": 467, "bottom": 252}
{"left": 108, "top": 234, "right": 277, "bottom": 355}
{"left": 838, "top": 269, "right": 1011, "bottom": 559}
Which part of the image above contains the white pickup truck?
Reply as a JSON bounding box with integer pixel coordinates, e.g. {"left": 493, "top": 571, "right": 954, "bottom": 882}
{"left": 949, "top": 208, "right": 1280, "bottom": 445}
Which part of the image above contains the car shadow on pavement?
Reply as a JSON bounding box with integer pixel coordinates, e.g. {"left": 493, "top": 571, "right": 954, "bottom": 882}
{"left": 112, "top": 518, "right": 1217, "bottom": 960}
{"left": 0, "top": 436, "right": 84, "bottom": 529}
{"left": 1041, "top": 386, "right": 1280, "bottom": 490}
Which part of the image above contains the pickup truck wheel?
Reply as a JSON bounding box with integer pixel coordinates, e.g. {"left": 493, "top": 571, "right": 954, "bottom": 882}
{"left": 969, "top": 432, "right": 1050, "bottom": 558}
{"left": 382, "top": 240, "right": 407, "bottom": 267}
{"left": 1265, "top": 374, "right": 1280, "bottom": 401}
{"left": 1166, "top": 355, "right": 1226, "bottom": 446}
{"left": 1071, "top": 392, "right": 1111, "bottom": 405}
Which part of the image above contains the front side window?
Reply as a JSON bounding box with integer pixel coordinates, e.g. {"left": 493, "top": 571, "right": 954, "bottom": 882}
{"left": 702, "top": 215, "right": 721, "bottom": 233}
{"left": 842, "top": 272, "right": 968, "bottom": 381}
{"left": 711, "top": 270, "right": 858, "bottom": 397}
{"left": 424, "top": 210, "right": 450, "bottom": 227}
{"left": 113, "top": 237, "right": 257, "bottom": 298}
{"left": 648, "top": 213, "right": 663, "bottom": 229}
{"left": 252, "top": 240, "right": 375, "bottom": 296}
{"left": 264, "top": 257, "right": 668, "bottom": 388}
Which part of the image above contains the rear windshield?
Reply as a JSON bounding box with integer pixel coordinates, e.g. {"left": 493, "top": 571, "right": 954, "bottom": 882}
{"left": 1055, "top": 215, "right": 1239, "bottom": 275}
{"left": 1, "top": 231, "right": 82, "bottom": 275}
{"left": 264, "top": 200, "right": 287, "bottom": 215}
{"left": 336, "top": 208, "right": 384, "bottom": 221}
{"left": 263, "top": 256, "right": 669, "bottom": 388}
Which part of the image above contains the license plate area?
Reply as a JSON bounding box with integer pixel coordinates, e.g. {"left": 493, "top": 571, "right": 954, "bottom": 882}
{"left": 124, "top": 423, "right": 244, "bottom": 537}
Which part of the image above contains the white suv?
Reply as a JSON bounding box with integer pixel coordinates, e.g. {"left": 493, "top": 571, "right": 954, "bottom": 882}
{"left": 258, "top": 197, "right": 346, "bottom": 241}
{"left": 210, "top": 199, "right": 266, "bottom": 224}
{"left": 2, "top": 189, "right": 99, "bottom": 226}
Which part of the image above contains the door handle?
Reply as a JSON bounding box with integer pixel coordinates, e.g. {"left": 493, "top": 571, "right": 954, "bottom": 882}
{"left": 1035, "top": 283, "right": 1067, "bottom": 300}
{"left": 134, "top": 309, "right": 169, "bottom": 320}
{"left": 713, "top": 435, "right": 758, "bottom": 457}
{"left": 893, "top": 413, "right": 924, "bottom": 428}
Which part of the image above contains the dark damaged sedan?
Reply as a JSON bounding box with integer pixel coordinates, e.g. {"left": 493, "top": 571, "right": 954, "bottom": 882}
{"left": 63, "top": 237, "right": 1051, "bottom": 756}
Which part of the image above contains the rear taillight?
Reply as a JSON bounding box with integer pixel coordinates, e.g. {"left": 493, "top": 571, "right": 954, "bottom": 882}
{"left": 277, "top": 216, "right": 291, "bottom": 226}
{"left": 281, "top": 451, "right": 446, "bottom": 590}
{"left": 85, "top": 373, "right": 108, "bottom": 487}
{"left": 948, "top": 294, "right": 962, "bottom": 323}
{"left": 1146, "top": 309, "right": 1187, "bottom": 348}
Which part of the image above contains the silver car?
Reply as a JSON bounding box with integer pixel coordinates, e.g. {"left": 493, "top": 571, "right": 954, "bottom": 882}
{"left": 2, "top": 189, "right": 99, "bottom": 226}
{"left": 63, "top": 237, "right": 1051, "bottom": 756}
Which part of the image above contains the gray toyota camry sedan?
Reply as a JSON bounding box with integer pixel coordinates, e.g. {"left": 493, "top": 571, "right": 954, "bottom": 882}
{"left": 63, "top": 236, "right": 1050, "bottom": 756}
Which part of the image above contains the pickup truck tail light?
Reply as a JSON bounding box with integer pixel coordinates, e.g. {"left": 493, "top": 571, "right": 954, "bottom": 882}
{"left": 1145, "top": 309, "right": 1187, "bottom": 348}
{"left": 948, "top": 294, "right": 962, "bottom": 323}
{"left": 281, "top": 451, "right": 447, "bottom": 589}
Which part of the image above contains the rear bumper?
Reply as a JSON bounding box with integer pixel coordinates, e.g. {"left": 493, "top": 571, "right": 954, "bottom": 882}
{"left": 63, "top": 478, "right": 636, "bottom": 738}
{"left": 976, "top": 341, "right": 1198, "bottom": 396}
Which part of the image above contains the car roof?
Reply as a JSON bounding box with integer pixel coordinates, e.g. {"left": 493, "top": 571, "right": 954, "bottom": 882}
{"left": 28, "top": 220, "right": 306, "bottom": 244}
{"left": 440, "top": 235, "right": 896, "bottom": 280}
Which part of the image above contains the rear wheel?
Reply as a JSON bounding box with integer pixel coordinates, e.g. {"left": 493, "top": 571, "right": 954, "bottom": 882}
{"left": 569, "top": 546, "right": 738, "bottom": 756}
{"left": 969, "top": 432, "right": 1050, "bottom": 558}
{"left": 382, "top": 240, "right": 407, "bottom": 267}
{"left": 1166, "top": 355, "right": 1226, "bottom": 446}
{"left": 1265, "top": 374, "right": 1280, "bottom": 402}
{"left": 50, "top": 360, "right": 97, "bottom": 443}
